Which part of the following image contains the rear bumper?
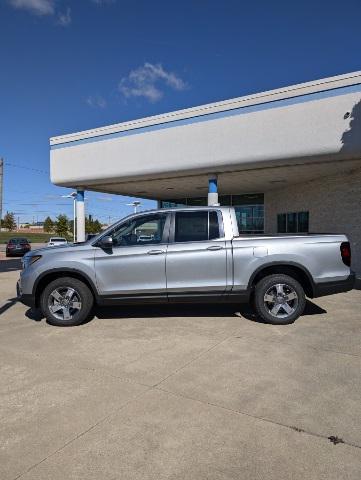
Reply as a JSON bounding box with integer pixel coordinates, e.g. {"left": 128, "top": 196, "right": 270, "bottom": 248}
{"left": 313, "top": 272, "right": 355, "bottom": 298}
{"left": 7, "top": 250, "right": 29, "bottom": 256}
{"left": 16, "top": 280, "right": 36, "bottom": 309}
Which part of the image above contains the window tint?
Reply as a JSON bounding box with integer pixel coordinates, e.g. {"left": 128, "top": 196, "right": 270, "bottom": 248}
{"left": 209, "top": 211, "right": 220, "bottom": 239}
{"left": 110, "top": 214, "right": 166, "bottom": 247}
{"left": 174, "top": 211, "right": 220, "bottom": 242}
{"left": 9, "top": 238, "right": 27, "bottom": 244}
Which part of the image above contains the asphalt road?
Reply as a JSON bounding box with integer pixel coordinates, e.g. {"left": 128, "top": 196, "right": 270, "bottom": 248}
{"left": 1, "top": 256, "right": 360, "bottom": 480}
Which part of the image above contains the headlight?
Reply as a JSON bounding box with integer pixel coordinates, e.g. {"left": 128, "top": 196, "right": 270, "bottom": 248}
{"left": 22, "top": 255, "right": 42, "bottom": 269}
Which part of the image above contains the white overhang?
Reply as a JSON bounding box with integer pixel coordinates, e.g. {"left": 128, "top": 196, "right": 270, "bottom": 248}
{"left": 50, "top": 71, "right": 361, "bottom": 198}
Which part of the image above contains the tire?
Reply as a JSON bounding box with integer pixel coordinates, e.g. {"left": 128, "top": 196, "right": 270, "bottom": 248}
{"left": 40, "top": 276, "right": 94, "bottom": 327}
{"left": 253, "top": 274, "right": 306, "bottom": 325}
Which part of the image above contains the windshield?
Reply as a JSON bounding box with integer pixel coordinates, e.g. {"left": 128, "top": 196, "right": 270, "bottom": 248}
{"left": 9, "top": 238, "right": 28, "bottom": 244}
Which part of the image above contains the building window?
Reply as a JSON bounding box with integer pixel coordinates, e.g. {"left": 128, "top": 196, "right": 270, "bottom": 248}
{"left": 160, "top": 193, "right": 264, "bottom": 234}
{"left": 277, "top": 211, "right": 309, "bottom": 233}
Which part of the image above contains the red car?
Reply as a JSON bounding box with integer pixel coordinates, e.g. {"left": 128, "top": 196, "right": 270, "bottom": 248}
{"left": 5, "top": 238, "right": 31, "bottom": 257}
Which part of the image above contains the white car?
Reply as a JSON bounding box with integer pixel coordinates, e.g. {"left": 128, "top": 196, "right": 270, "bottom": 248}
{"left": 47, "top": 237, "right": 68, "bottom": 247}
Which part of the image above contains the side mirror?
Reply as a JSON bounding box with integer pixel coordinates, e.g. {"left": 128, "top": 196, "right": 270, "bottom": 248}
{"left": 98, "top": 235, "right": 113, "bottom": 249}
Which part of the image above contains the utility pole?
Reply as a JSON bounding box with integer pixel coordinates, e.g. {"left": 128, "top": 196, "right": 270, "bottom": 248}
{"left": 0, "top": 159, "right": 3, "bottom": 231}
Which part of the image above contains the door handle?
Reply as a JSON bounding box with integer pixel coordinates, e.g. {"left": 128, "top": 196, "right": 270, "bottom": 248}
{"left": 147, "top": 249, "right": 165, "bottom": 255}
{"left": 207, "top": 245, "right": 223, "bottom": 251}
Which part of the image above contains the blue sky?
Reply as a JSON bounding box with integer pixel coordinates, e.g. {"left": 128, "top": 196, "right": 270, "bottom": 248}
{"left": 1, "top": 0, "right": 360, "bottom": 224}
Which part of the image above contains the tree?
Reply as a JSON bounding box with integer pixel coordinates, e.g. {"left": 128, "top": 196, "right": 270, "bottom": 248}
{"left": 3, "top": 212, "right": 16, "bottom": 231}
{"left": 92, "top": 219, "right": 102, "bottom": 234}
{"left": 44, "top": 216, "right": 54, "bottom": 233}
{"left": 85, "top": 216, "right": 102, "bottom": 234}
{"left": 55, "top": 214, "right": 69, "bottom": 237}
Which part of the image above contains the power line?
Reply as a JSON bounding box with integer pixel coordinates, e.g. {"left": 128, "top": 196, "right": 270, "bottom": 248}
{"left": 4, "top": 162, "right": 49, "bottom": 175}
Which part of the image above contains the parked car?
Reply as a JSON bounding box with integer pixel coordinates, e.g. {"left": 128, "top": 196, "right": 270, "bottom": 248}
{"left": 6, "top": 238, "right": 31, "bottom": 257}
{"left": 86, "top": 233, "right": 98, "bottom": 241}
{"left": 47, "top": 237, "right": 68, "bottom": 247}
{"left": 17, "top": 207, "right": 354, "bottom": 327}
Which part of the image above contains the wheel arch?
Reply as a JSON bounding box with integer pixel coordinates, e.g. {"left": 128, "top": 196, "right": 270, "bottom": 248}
{"left": 33, "top": 268, "right": 99, "bottom": 307}
{"left": 248, "top": 262, "right": 315, "bottom": 298}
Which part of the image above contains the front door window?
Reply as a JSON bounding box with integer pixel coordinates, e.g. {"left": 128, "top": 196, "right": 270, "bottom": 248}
{"left": 110, "top": 214, "right": 167, "bottom": 247}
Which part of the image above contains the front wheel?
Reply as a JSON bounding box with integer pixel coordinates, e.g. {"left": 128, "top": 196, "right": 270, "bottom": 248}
{"left": 253, "top": 274, "right": 306, "bottom": 325}
{"left": 40, "top": 277, "right": 94, "bottom": 326}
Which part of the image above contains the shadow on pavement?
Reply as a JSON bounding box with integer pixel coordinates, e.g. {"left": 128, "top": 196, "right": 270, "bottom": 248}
{"left": 237, "top": 300, "right": 327, "bottom": 323}
{"left": 94, "top": 299, "right": 326, "bottom": 322}
{"left": 25, "top": 308, "right": 43, "bottom": 322}
{"left": 94, "top": 303, "right": 241, "bottom": 320}
{"left": 0, "top": 297, "right": 18, "bottom": 316}
{"left": 0, "top": 258, "right": 22, "bottom": 273}
{"left": 24, "top": 299, "right": 326, "bottom": 325}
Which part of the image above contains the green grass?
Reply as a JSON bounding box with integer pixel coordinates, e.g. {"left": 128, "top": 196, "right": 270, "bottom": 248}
{"left": 0, "top": 232, "right": 51, "bottom": 244}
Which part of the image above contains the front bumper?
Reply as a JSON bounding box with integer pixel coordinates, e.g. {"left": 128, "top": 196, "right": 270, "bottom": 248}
{"left": 16, "top": 280, "right": 36, "bottom": 309}
{"left": 313, "top": 272, "right": 355, "bottom": 298}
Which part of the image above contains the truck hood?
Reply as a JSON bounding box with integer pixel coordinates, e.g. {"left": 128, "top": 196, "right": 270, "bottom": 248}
{"left": 27, "top": 242, "right": 89, "bottom": 256}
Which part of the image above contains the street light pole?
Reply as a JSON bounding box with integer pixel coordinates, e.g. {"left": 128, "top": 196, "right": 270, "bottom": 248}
{"left": 61, "top": 192, "right": 77, "bottom": 242}
{"left": 127, "top": 201, "right": 142, "bottom": 213}
{"left": 73, "top": 197, "right": 76, "bottom": 241}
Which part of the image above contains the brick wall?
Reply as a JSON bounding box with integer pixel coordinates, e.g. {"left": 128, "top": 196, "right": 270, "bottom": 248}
{"left": 265, "top": 166, "right": 361, "bottom": 274}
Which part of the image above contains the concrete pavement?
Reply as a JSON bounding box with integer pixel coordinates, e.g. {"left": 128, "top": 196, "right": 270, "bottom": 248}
{"left": 1, "top": 257, "right": 360, "bottom": 479}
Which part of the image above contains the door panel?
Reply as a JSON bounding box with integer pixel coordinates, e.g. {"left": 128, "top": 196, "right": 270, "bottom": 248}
{"left": 166, "top": 210, "right": 228, "bottom": 295}
{"left": 166, "top": 239, "right": 228, "bottom": 294}
{"left": 94, "top": 213, "right": 169, "bottom": 297}
{"left": 95, "top": 245, "right": 166, "bottom": 296}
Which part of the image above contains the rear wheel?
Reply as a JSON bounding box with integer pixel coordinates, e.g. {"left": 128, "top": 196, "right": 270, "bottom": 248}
{"left": 40, "top": 277, "right": 93, "bottom": 326}
{"left": 253, "top": 274, "right": 306, "bottom": 325}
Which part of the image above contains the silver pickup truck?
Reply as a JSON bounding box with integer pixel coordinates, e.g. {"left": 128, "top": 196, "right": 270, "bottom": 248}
{"left": 17, "top": 206, "right": 354, "bottom": 327}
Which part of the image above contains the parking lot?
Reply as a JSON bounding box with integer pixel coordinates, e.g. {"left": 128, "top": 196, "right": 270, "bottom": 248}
{"left": 1, "top": 254, "right": 361, "bottom": 480}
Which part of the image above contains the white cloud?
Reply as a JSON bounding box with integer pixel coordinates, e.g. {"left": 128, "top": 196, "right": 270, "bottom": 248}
{"left": 8, "top": 1, "right": 108, "bottom": 23}
{"left": 8, "top": 0, "right": 55, "bottom": 15}
{"left": 57, "top": 6, "right": 71, "bottom": 26}
{"left": 91, "top": 0, "right": 115, "bottom": 5}
{"left": 97, "top": 196, "right": 113, "bottom": 202}
{"left": 118, "top": 63, "right": 188, "bottom": 103}
{"left": 86, "top": 95, "right": 107, "bottom": 109}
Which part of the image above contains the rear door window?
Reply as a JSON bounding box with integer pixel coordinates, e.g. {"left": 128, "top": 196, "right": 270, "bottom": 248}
{"left": 174, "top": 211, "right": 221, "bottom": 243}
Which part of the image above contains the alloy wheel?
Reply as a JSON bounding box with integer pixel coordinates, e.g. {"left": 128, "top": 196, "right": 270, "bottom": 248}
{"left": 263, "top": 283, "right": 298, "bottom": 319}
{"left": 48, "top": 287, "right": 82, "bottom": 321}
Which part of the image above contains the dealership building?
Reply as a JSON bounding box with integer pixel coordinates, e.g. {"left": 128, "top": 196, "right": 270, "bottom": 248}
{"left": 50, "top": 71, "right": 361, "bottom": 275}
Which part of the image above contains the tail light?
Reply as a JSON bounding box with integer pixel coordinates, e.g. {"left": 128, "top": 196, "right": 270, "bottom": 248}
{"left": 8, "top": 244, "right": 15, "bottom": 249}
{"left": 340, "top": 242, "right": 351, "bottom": 267}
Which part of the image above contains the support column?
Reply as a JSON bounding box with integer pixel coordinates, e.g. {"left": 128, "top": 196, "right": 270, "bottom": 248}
{"left": 208, "top": 175, "right": 219, "bottom": 206}
{"left": 76, "top": 190, "right": 85, "bottom": 242}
